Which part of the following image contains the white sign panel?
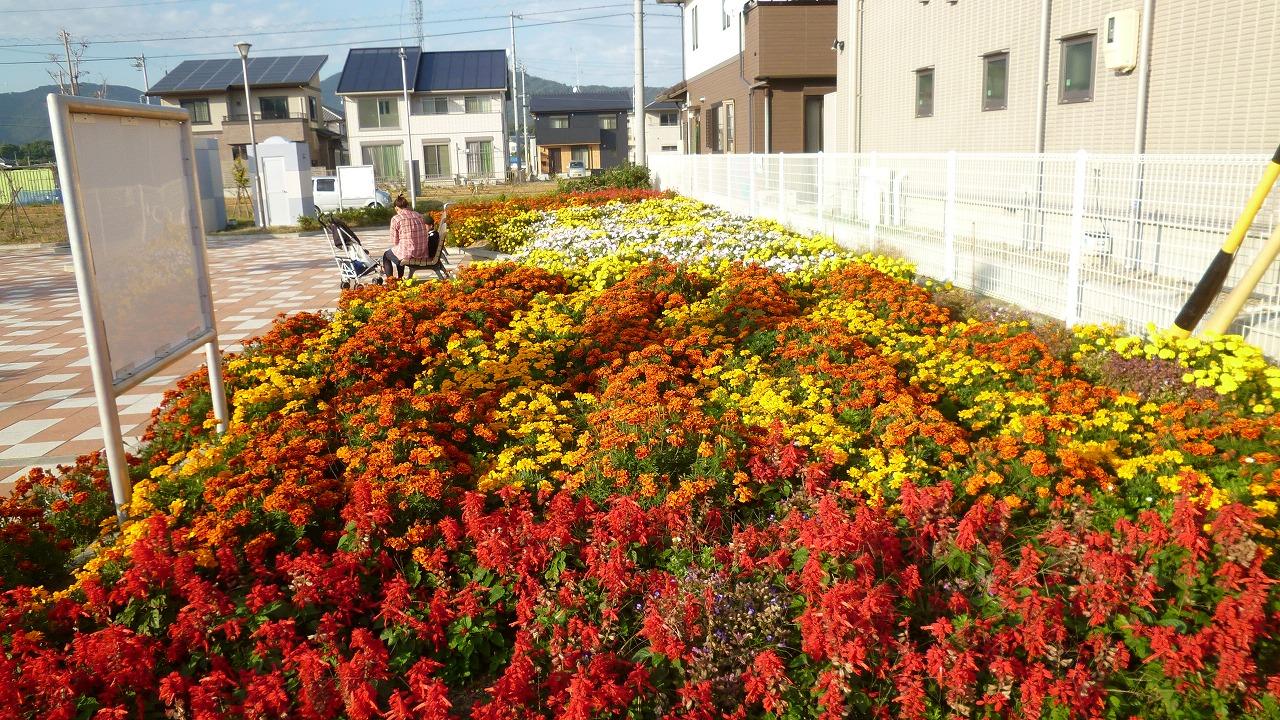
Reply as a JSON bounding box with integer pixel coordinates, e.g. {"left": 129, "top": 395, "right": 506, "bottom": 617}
{"left": 50, "top": 96, "right": 216, "bottom": 392}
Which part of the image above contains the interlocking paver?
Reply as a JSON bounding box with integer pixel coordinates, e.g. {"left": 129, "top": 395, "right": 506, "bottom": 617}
{"left": 0, "top": 229, "right": 477, "bottom": 494}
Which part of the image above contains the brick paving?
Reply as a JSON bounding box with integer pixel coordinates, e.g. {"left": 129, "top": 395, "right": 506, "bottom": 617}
{"left": 0, "top": 228, "right": 473, "bottom": 493}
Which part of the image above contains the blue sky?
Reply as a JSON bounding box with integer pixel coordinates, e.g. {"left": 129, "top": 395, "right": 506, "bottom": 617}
{"left": 0, "top": 0, "right": 684, "bottom": 94}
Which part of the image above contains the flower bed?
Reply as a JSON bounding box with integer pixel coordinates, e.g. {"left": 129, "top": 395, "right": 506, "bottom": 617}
{"left": 3, "top": 196, "right": 1280, "bottom": 718}
{"left": 444, "top": 189, "right": 669, "bottom": 249}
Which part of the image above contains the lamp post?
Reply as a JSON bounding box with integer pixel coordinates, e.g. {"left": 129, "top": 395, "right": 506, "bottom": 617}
{"left": 399, "top": 46, "right": 416, "bottom": 206}
{"left": 236, "top": 41, "right": 268, "bottom": 228}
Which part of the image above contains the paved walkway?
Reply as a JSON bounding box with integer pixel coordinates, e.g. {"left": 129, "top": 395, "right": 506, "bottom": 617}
{"left": 0, "top": 229, "right": 478, "bottom": 493}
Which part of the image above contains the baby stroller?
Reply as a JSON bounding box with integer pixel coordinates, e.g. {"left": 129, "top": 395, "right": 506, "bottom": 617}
{"left": 318, "top": 212, "right": 384, "bottom": 289}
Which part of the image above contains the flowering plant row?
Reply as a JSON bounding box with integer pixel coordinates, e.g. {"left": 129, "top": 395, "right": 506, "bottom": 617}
{"left": 3, "top": 196, "right": 1280, "bottom": 718}
{"left": 444, "top": 189, "right": 668, "bottom": 249}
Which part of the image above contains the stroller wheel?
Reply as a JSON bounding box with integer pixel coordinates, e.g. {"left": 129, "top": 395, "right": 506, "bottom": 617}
{"left": 373, "top": 277, "right": 384, "bottom": 285}
{"left": 340, "top": 281, "right": 351, "bottom": 290}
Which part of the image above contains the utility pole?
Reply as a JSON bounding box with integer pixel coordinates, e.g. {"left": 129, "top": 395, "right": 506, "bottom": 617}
{"left": 509, "top": 13, "right": 522, "bottom": 181}
{"left": 62, "top": 30, "right": 79, "bottom": 96}
{"left": 132, "top": 55, "right": 150, "bottom": 104}
{"left": 519, "top": 63, "right": 530, "bottom": 179}
{"left": 633, "top": 0, "right": 646, "bottom": 166}
{"left": 412, "top": 0, "right": 424, "bottom": 47}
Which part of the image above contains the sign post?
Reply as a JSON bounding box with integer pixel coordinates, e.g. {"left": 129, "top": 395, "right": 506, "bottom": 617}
{"left": 48, "top": 95, "right": 229, "bottom": 523}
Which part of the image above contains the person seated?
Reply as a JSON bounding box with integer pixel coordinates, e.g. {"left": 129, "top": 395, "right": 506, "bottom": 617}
{"left": 382, "top": 195, "right": 431, "bottom": 279}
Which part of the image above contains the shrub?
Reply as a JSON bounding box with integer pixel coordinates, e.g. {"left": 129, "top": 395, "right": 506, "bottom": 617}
{"left": 298, "top": 204, "right": 395, "bottom": 231}
{"left": 557, "top": 162, "right": 652, "bottom": 194}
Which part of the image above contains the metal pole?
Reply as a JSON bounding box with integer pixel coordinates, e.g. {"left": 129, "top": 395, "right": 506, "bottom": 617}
{"left": 399, "top": 47, "right": 416, "bottom": 205}
{"left": 509, "top": 14, "right": 522, "bottom": 181}
{"left": 133, "top": 55, "right": 151, "bottom": 104}
{"left": 237, "top": 45, "right": 268, "bottom": 228}
{"left": 633, "top": 0, "right": 647, "bottom": 166}
{"left": 47, "top": 95, "right": 130, "bottom": 523}
{"left": 519, "top": 64, "right": 529, "bottom": 178}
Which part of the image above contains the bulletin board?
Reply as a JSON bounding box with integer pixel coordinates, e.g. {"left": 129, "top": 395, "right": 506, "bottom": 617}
{"left": 48, "top": 96, "right": 216, "bottom": 393}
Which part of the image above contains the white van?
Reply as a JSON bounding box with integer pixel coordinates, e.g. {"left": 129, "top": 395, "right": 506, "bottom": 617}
{"left": 313, "top": 165, "right": 391, "bottom": 211}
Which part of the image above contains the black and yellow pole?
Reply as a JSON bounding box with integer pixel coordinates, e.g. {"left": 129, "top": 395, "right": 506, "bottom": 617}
{"left": 1203, "top": 220, "right": 1280, "bottom": 336}
{"left": 1170, "top": 144, "right": 1280, "bottom": 337}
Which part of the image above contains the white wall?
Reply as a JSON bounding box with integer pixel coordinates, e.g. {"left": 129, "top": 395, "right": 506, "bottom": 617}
{"left": 344, "top": 91, "right": 507, "bottom": 183}
{"left": 683, "top": 0, "right": 743, "bottom": 79}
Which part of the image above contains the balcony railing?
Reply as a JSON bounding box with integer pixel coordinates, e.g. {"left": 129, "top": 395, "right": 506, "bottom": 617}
{"left": 225, "top": 111, "right": 316, "bottom": 123}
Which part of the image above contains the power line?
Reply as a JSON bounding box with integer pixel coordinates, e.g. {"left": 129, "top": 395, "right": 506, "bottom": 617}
{"left": 0, "top": 0, "right": 200, "bottom": 13}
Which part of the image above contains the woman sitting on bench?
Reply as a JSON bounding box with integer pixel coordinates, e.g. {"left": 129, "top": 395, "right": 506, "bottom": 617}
{"left": 382, "top": 195, "right": 433, "bottom": 279}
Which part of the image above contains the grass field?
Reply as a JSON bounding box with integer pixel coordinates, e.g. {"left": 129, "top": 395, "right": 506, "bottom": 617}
{"left": 1, "top": 181, "right": 564, "bottom": 245}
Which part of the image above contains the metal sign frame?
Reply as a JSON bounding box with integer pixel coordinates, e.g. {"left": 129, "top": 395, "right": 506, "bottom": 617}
{"left": 47, "top": 94, "right": 229, "bottom": 522}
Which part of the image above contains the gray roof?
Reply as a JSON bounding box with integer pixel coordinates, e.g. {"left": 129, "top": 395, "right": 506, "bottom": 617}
{"left": 338, "top": 47, "right": 507, "bottom": 94}
{"left": 417, "top": 50, "right": 508, "bottom": 91}
{"left": 147, "top": 55, "right": 325, "bottom": 94}
{"left": 337, "top": 47, "right": 420, "bottom": 95}
{"left": 646, "top": 100, "right": 680, "bottom": 111}
{"left": 529, "top": 93, "right": 633, "bottom": 114}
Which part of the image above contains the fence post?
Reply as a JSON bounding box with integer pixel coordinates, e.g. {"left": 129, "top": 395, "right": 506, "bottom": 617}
{"left": 778, "top": 153, "right": 787, "bottom": 223}
{"left": 868, "top": 151, "right": 879, "bottom": 251}
{"left": 944, "top": 150, "right": 957, "bottom": 282}
{"left": 816, "top": 152, "right": 826, "bottom": 234}
{"left": 1064, "top": 149, "right": 1088, "bottom": 325}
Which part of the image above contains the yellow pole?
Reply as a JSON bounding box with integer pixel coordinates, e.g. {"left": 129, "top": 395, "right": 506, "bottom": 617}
{"left": 1169, "top": 144, "right": 1280, "bottom": 337}
{"left": 1202, "top": 220, "right": 1280, "bottom": 336}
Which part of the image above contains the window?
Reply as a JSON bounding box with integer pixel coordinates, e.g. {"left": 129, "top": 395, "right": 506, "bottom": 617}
{"left": 1060, "top": 35, "right": 1095, "bottom": 103}
{"left": 357, "top": 97, "right": 400, "bottom": 129}
{"left": 915, "top": 68, "right": 934, "bottom": 117}
{"left": 571, "top": 145, "right": 590, "bottom": 166}
{"left": 804, "top": 96, "right": 824, "bottom": 152}
{"left": 600, "top": 114, "right": 617, "bottom": 130}
{"left": 230, "top": 144, "right": 249, "bottom": 162}
{"left": 467, "top": 140, "right": 493, "bottom": 176}
{"left": 705, "top": 106, "right": 720, "bottom": 153}
{"left": 465, "top": 96, "right": 491, "bottom": 114}
{"left": 179, "top": 98, "right": 210, "bottom": 124}
{"left": 260, "top": 96, "right": 289, "bottom": 120}
{"left": 420, "top": 96, "right": 449, "bottom": 115}
{"left": 423, "top": 143, "right": 450, "bottom": 178}
{"left": 722, "top": 0, "right": 731, "bottom": 29}
{"left": 661, "top": 145, "right": 678, "bottom": 152}
{"left": 723, "top": 100, "right": 735, "bottom": 153}
{"left": 315, "top": 178, "right": 336, "bottom": 192}
{"left": 691, "top": 6, "right": 699, "bottom": 50}
{"left": 550, "top": 115, "right": 570, "bottom": 129}
{"left": 659, "top": 112, "right": 678, "bottom": 126}
{"left": 361, "top": 143, "right": 403, "bottom": 181}
{"left": 983, "top": 53, "right": 1009, "bottom": 111}
{"left": 308, "top": 96, "right": 318, "bottom": 120}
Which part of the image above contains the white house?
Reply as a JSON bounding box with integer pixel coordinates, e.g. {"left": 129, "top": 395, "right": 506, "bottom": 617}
{"left": 337, "top": 47, "right": 508, "bottom": 187}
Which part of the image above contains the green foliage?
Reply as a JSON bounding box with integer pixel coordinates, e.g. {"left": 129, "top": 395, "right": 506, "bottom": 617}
{"left": 557, "top": 162, "right": 652, "bottom": 193}
{"left": 298, "top": 204, "right": 395, "bottom": 231}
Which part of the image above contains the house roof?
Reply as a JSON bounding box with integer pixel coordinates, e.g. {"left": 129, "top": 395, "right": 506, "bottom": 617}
{"left": 529, "top": 93, "right": 633, "bottom": 114}
{"left": 417, "top": 50, "right": 508, "bottom": 91}
{"left": 337, "top": 47, "right": 507, "bottom": 94}
{"left": 646, "top": 100, "right": 680, "bottom": 111}
{"left": 654, "top": 80, "right": 687, "bottom": 103}
{"left": 337, "top": 47, "right": 421, "bottom": 94}
{"left": 147, "top": 55, "right": 326, "bottom": 94}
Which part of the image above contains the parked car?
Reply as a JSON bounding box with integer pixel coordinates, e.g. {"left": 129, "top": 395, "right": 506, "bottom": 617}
{"left": 567, "top": 161, "right": 589, "bottom": 178}
{"left": 312, "top": 166, "right": 391, "bottom": 211}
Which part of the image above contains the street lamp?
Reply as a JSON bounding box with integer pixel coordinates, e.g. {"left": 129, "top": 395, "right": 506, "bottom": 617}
{"left": 398, "top": 46, "right": 416, "bottom": 206}
{"left": 236, "top": 41, "right": 268, "bottom": 228}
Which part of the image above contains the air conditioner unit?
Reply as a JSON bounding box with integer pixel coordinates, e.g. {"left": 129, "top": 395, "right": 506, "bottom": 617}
{"left": 1102, "top": 9, "right": 1141, "bottom": 72}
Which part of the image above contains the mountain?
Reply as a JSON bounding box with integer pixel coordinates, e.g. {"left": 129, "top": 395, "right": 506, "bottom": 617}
{"left": 0, "top": 84, "right": 146, "bottom": 145}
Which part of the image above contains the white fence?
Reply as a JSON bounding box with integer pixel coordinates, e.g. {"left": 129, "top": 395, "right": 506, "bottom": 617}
{"left": 648, "top": 152, "right": 1280, "bottom": 359}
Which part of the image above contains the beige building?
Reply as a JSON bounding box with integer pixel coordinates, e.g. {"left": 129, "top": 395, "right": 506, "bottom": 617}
{"left": 658, "top": 0, "right": 837, "bottom": 154}
{"left": 146, "top": 55, "right": 343, "bottom": 185}
{"left": 630, "top": 102, "right": 685, "bottom": 158}
{"left": 832, "top": 0, "right": 1280, "bottom": 154}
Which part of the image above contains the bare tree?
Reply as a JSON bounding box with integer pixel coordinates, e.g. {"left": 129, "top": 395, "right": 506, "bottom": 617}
{"left": 93, "top": 74, "right": 110, "bottom": 99}
{"left": 47, "top": 30, "right": 89, "bottom": 96}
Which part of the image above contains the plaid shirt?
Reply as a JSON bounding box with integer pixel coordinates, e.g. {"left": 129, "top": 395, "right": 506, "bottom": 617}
{"left": 389, "top": 209, "right": 431, "bottom": 261}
